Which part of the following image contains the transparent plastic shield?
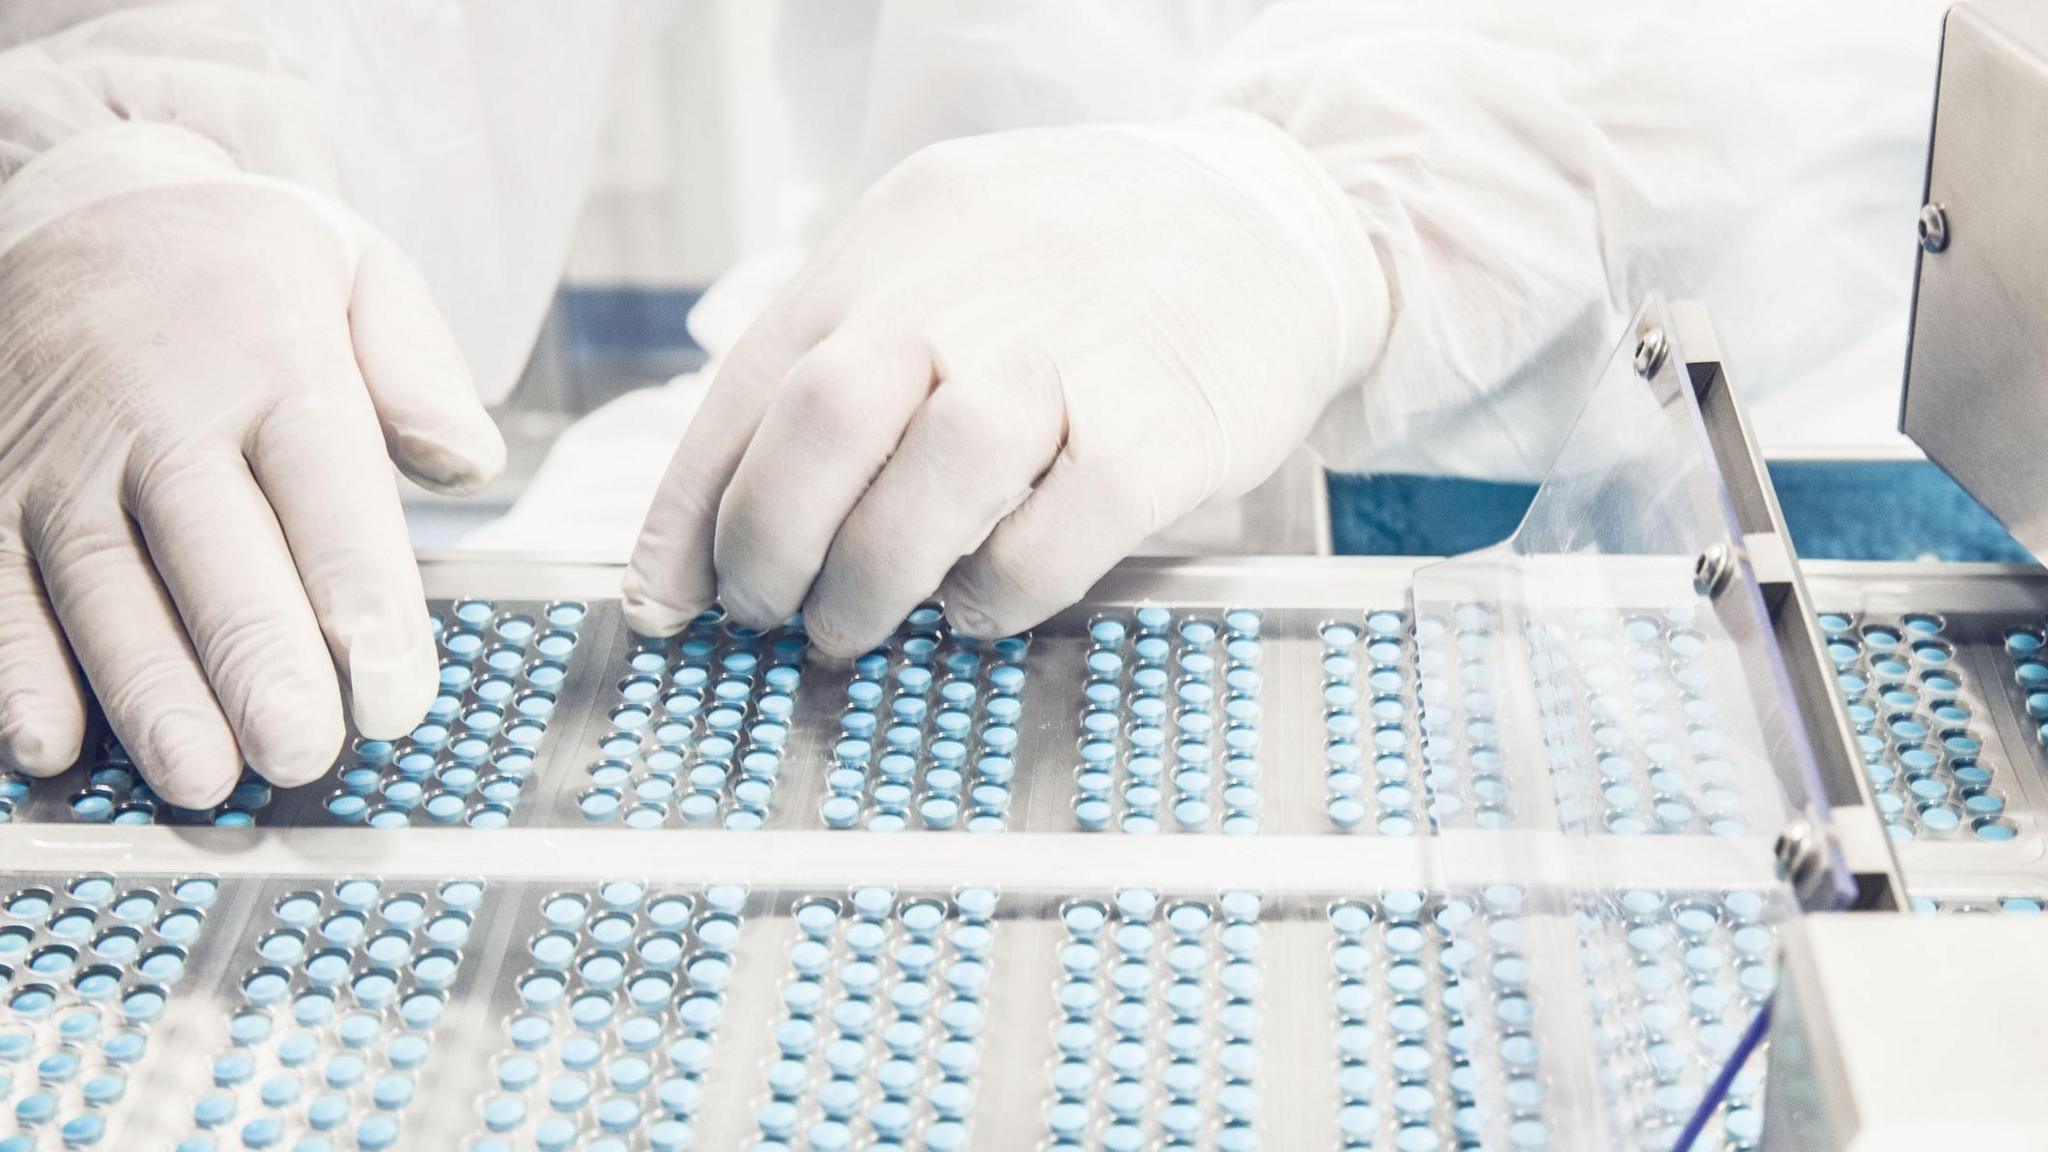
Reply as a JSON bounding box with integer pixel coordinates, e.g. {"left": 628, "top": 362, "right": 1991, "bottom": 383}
{"left": 1409, "top": 297, "right": 1846, "bottom": 1149}
{"left": 1412, "top": 297, "right": 1841, "bottom": 868}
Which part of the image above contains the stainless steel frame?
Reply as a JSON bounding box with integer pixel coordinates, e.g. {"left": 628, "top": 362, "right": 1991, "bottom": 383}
{"left": 1674, "top": 306, "right": 1906, "bottom": 909}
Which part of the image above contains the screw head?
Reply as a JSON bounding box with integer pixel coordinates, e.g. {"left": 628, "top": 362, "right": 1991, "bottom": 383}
{"left": 1774, "top": 818, "right": 1818, "bottom": 885}
{"left": 1633, "top": 327, "right": 1669, "bottom": 378}
{"left": 1918, "top": 203, "right": 1949, "bottom": 253}
{"left": 1693, "top": 542, "right": 1735, "bottom": 599}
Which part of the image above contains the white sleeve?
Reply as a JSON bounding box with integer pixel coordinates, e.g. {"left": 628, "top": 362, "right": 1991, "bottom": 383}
{"left": 236, "top": 1, "right": 618, "bottom": 404}
{"left": 1205, "top": 0, "right": 1952, "bottom": 479}
{"left": 0, "top": 1, "right": 618, "bottom": 406}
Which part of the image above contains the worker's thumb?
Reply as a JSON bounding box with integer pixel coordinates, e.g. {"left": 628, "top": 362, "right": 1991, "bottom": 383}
{"left": 348, "top": 238, "right": 507, "bottom": 495}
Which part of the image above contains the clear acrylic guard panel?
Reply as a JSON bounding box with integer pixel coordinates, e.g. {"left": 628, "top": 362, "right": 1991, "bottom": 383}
{"left": 1408, "top": 297, "right": 1829, "bottom": 1150}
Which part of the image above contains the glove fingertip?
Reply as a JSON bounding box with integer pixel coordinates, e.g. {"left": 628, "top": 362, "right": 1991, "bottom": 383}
{"left": 392, "top": 416, "right": 507, "bottom": 496}
{"left": 620, "top": 598, "right": 696, "bottom": 639}
{"left": 941, "top": 597, "right": 1005, "bottom": 641}
{"left": 937, "top": 566, "right": 1012, "bottom": 639}
{"left": 346, "top": 630, "right": 439, "bottom": 742}
{"left": 145, "top": 712, "right": 244, "bottom": 810}
{"left": 620, "top": 573, "right": 701, "bottom": 639}
{"left": 796, "top": 603, "right": 881, "bottom": 661}
{"left": 351, "top": 232, "right": 504, "bottom": 495}
{"left": 0, "top": 708, "right": 82, "bottom": 778}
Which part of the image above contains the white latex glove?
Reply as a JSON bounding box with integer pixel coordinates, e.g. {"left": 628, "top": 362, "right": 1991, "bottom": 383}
{"left": 0, "top": 123, "right": 503, "bottom": 806}
{"left": 623, "top": 113, "right": 1387, "bottom": 654}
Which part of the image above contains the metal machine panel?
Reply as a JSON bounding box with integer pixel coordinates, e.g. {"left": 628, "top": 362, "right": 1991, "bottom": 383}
{"left": 1904, "top": 0, "right": 2048, "bottom": 561}
{"left": 1763, "top": 914, "right": 2048, "bottom": 1151}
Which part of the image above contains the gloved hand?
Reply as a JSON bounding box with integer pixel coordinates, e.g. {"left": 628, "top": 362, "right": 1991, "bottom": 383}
{"left": 0, "top": 123, "right": 503, "bottom": 807}
{"left": 624, "top": 113, "right": 1388, "bottom": 654}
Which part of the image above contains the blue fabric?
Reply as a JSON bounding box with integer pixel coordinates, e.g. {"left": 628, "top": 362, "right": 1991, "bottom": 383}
{"left": 1326, "top": 473, "right": 1535, "bottom": 557}
{"left": 1764, "top": 460, "right": 2030, "bottom": 562}
{"left": 561, "top": 286, "right": 704, "bottom": 369}
{"left": 1327, "top": 460, "right": 2031, "bottom": 562}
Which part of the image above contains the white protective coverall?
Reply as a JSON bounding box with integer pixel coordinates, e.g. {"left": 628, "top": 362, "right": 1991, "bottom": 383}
{"left": 479, "top": 0, "right": 1947, "bottom": 565}
{"left": 0, "top": 0, "right": 1953, "bottom": 803}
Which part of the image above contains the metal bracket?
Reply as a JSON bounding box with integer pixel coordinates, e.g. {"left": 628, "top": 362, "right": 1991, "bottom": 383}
{"left": 1675, "top": 302, "right": 1905, "bottom": 910}
{"left": 1409, "top": 298, "right": 1898, "bottom": 913}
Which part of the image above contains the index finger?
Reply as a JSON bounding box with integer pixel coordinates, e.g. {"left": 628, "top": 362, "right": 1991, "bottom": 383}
{"left": 248, "top": 385, "right": 439, "bottom": 741}
{"left": 623, "top": 308, "right": 827, "bottom": 637}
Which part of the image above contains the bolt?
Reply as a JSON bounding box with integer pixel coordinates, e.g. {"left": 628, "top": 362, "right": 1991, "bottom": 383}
{"left": 1693, "top": 542, "right": 1736, "bottom": 599}
{"left": 1774, "top": 818, "right": 1819, "bottom": 887}
{"left": 1918, "top": 203, "right": 1949, "bottom": 253}
{"left": 1633, "top": 327, "right": 1668, "bottom": 378}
